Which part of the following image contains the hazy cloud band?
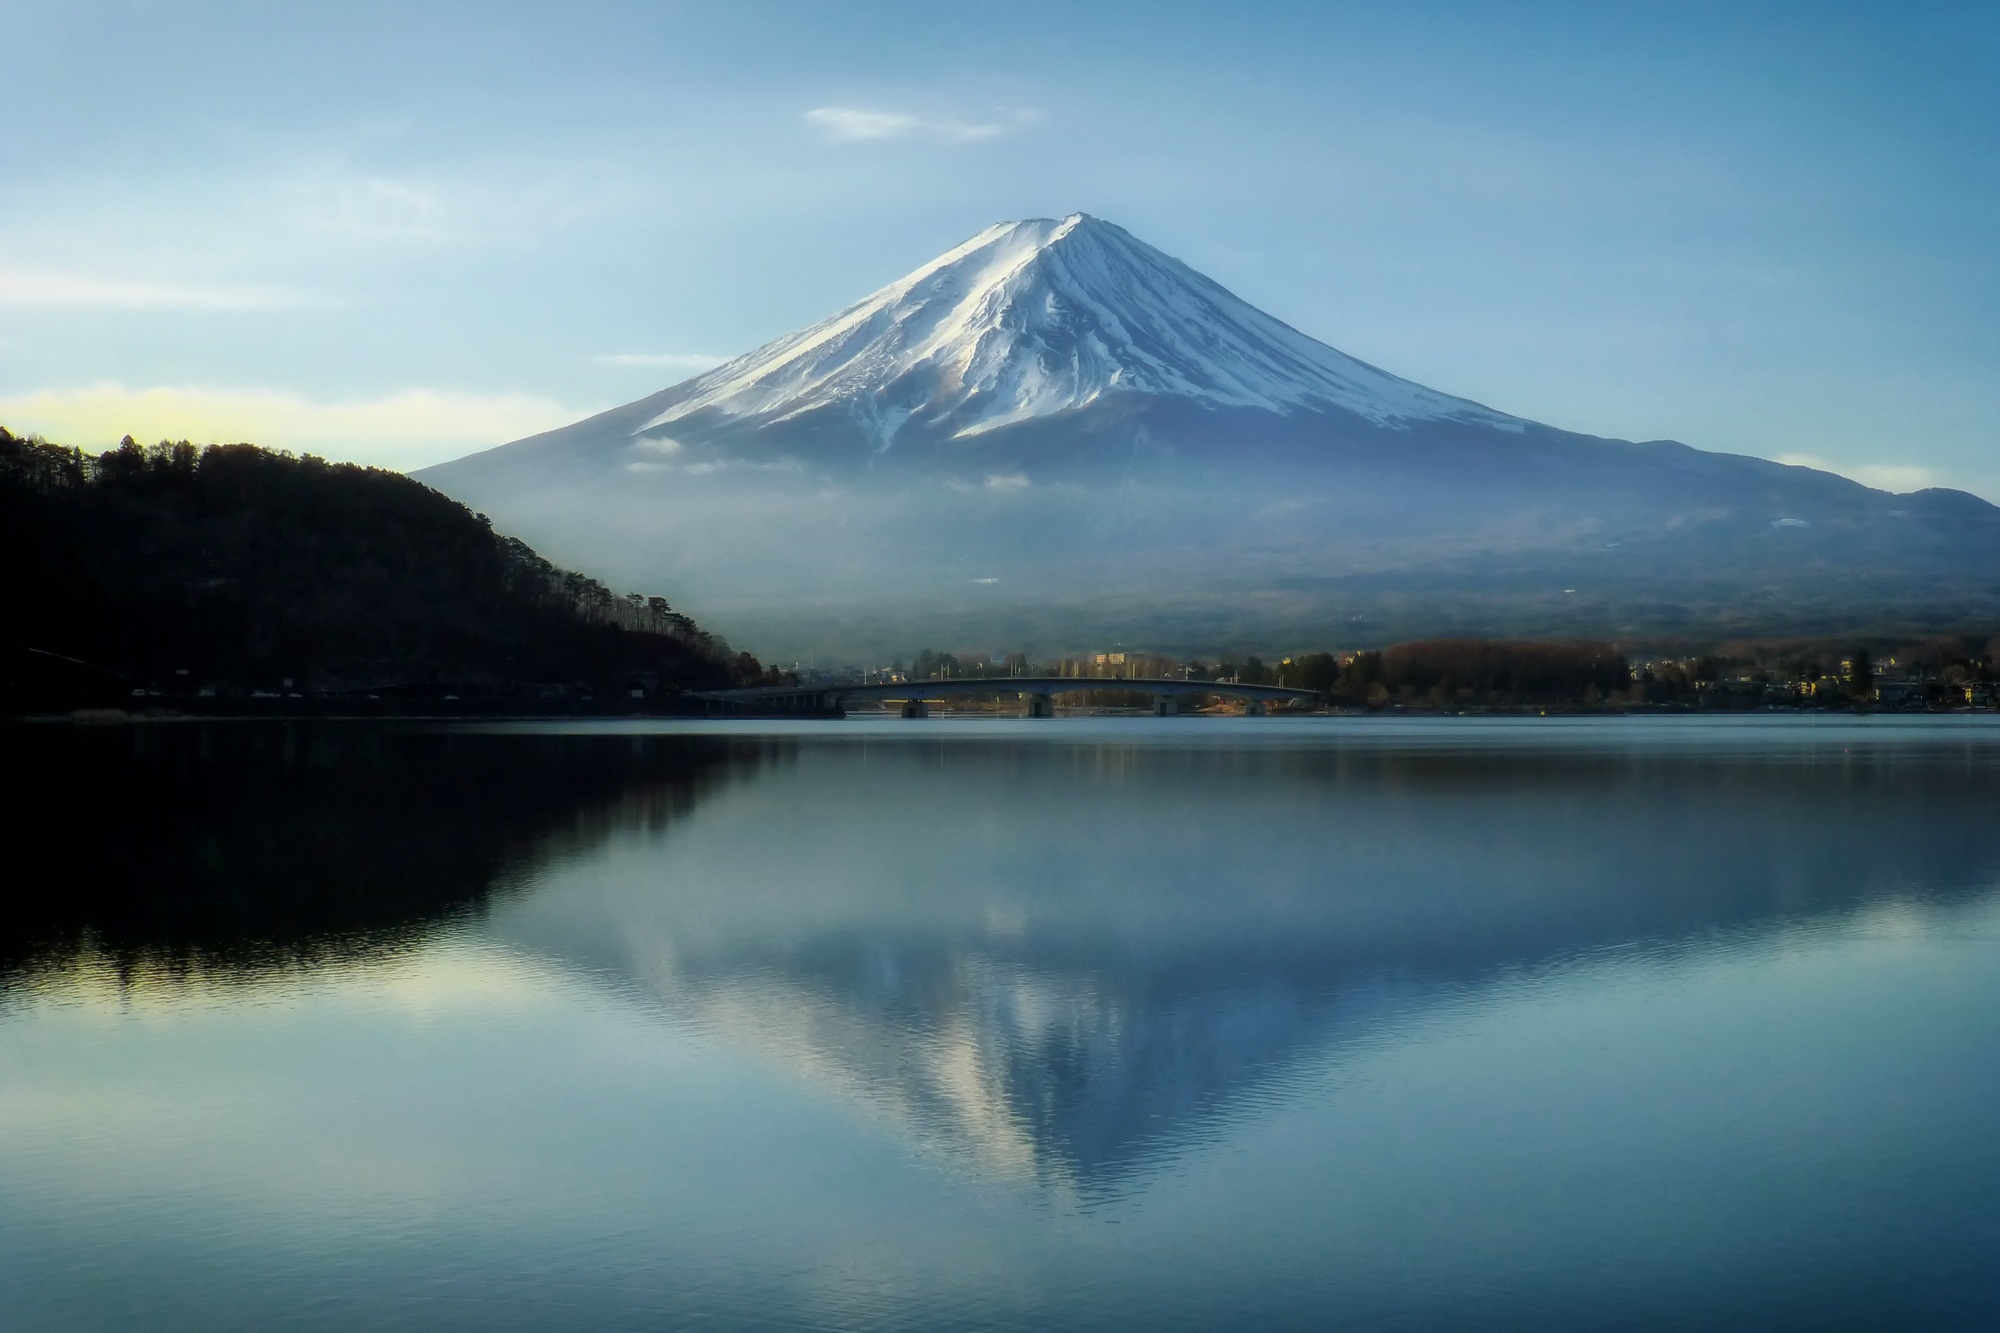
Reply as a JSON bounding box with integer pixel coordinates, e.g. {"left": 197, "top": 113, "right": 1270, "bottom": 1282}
{"left": 0, "top": 384, "right": 583, "bottom": 471}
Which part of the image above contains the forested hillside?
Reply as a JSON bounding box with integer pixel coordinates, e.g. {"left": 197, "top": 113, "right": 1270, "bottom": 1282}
{"left": 1, "top": 429, "right": 781, "bottom": 711}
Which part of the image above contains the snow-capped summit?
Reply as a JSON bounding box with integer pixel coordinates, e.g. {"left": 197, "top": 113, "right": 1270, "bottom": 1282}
{"left": 640, "top": 213, "right": 1518, "bottom": 448}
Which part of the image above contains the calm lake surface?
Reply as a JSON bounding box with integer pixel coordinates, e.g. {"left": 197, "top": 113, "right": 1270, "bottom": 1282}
{"left": 4, "top": 716, "right": 1998, "bottom": 1331}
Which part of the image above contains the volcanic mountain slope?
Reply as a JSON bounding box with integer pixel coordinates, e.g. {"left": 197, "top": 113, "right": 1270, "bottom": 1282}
{"left": 420, "top": 214, "right": 2000, "bottom": 657}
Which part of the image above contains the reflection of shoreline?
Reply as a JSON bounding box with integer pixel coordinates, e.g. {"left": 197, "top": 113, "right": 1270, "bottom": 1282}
{"left": 0, "top": 932, "right": 550, "bottom": 1020}
{"left": 0, "top": 724, "right": 757, "bottom": 983}
{"left": 490, "top": 738, "right": 2000, "bottom": 1192}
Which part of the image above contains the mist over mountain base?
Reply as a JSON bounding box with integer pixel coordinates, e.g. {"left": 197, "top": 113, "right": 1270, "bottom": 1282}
{"left": 429, "top": 403, "right": 2000, "bottom": 659}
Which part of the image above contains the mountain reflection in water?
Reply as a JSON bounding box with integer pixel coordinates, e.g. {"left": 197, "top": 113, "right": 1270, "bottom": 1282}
{"left": 6, "top": 719, "right": 2000, "bottom": 1332}
{"left": 469, "top": 724, "right": 2000, "bottom": 1195}
{"left": 10, "top": 721, "right": 2000, "bottom": 1202}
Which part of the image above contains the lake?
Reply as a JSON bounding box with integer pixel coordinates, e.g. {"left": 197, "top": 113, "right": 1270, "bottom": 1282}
{"left": 3, "top": 716, "right": 1997, "bottom": 1331}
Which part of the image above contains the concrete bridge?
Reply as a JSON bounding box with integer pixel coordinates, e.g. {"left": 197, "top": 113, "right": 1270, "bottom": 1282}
{"left": 691, "top": 676, "right": 1323, "bottom": 718}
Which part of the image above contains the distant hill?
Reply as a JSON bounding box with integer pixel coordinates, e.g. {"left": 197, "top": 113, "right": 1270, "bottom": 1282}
{"left": 1, "top": 429, "right": 779, "bottom": 712}
{"left": 420, "top": 213, "right": 2000, "bottom": 658}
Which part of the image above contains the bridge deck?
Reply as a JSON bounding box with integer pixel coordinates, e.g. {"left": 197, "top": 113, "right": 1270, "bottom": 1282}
{"left": 694, "top": 676, "right": 1322, "bottom": 707}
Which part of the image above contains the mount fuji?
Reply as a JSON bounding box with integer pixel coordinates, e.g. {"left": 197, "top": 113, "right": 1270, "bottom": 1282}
{"left": 420, "top": 214, "right": 2000, "bottom": 656}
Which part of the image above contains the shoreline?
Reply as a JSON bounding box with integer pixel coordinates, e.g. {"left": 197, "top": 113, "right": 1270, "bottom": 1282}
{"left": 13, "top": 703, "right": 1997, "bottom": 726}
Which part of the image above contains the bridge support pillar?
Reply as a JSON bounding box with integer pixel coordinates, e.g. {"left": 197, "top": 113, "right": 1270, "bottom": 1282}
{"left": 900, "top": 699, "right": 930, "bottom": 719}
{"left": 1026, "top": 693, "right": 1055, "bottom": 718}
{"left": 1152, "top": 696, "right": 1178, "bottom": 716}
{"left": 1243, "top": 698, "right": 1266, "bottom": 716}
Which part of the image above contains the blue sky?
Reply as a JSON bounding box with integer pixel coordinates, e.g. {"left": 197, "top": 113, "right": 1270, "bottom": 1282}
{"left": 2, "top": 0, "right": 1994, "bottom": 495}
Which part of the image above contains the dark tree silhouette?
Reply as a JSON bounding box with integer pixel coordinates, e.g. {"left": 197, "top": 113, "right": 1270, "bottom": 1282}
{"left": 1, "top": 429, "right": 787, "bottom": 710}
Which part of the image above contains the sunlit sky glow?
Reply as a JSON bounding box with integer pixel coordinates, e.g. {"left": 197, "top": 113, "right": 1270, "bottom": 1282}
{"left": 2, "top": 1, "right": 1994, "bottom": 494}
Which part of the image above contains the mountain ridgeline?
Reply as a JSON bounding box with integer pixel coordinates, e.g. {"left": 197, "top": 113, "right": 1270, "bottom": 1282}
{"left": 421, "top": 213, "right": 2000, "bottom": 659}
{"left": 1, "top": 429, "right": 780, "bottom": 712}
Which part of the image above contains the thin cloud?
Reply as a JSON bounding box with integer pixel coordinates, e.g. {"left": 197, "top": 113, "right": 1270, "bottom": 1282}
{"left": 0, "top": 269, "right": 319, "bottom": 312}
{"left": 0, "top": 383, "right": 583, "bottom": 472}
{"left": 285, "top": 172, "right": 541, "bottom": 245}
{"left": 592, "top": 352, "right": 729, "bottom": 372}
{"left": 316, "top": 176, "right": 445, "bottom": 238}
{"left": 804, "top": 106, "right": 1038, "bottom": 144}
{"left": 1778, "top": 452, "right": 1937, "bottom": 495}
